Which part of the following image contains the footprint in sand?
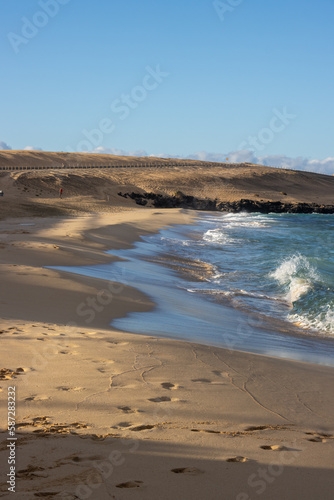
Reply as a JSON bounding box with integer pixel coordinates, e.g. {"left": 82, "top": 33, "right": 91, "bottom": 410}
{"left": 171, "top": 467, "right": 204, "bottom": 475}
{"left": 191, "top": 377, "right": 225, "bottom": 386}
{"left": 33, "top": 416, "right": 51, "bottom": 424}
{"left": 305, "top": 432, "right": 333, "bottom": 443}
{"left": 16, "top": 416, "right": 52, "bottom": 429}
{"left": 42, "top": 422, "right": 89, "bottom": 434}
{"left": 95, "top": 362, "right": 115, "bottom": 374}
{"left": 244, "top": 425, "right": 287, "bottom": 432}
{"left": 97, "top": 366, "right": 115, "bottom": 373}
{"left": 245, "top": 425, "right": 269, "bottom": 431}
{"left": 260, "top": 445, "right": 289, "bottom": 451}
{"left": 58, "top": 350, "right": 78, "bottom": 355}
{"left": 131, "top": 424, "right": 155, "bottom": 432}
{"left": 106, "top": 340, "right": 129, "bottom": 346}
{"left": 149, "top": 396, "right": 172, "bottom": 403}
{"left": 17, "top": 465, "right": 48, "bottom": 479}
{"left": 113, "top": 421, "right": 133, "bottom": 429}
{"left": 56, "top": 386, "right": 84, "bottom": 392}
{"left": 25, "top": 395, "right": 50, "bottom": 402}
{"left": 191, "top": 429, "right": 221, "bottom": 434}
{"left": 226, "top": 456, "right": 248, "bottom": 463}
{"left": 161, "top": 382, "right": 176, "bottom": 390}
{"left": 25, "top": 396, "right": 36, "bottom": 402}
{"left": 0, "top": 367, "right": 25, "bottom": 380}
{"left": 149, "top": 396, "right": 181, "bottom": 403}
{"left": 118, "top": 406, "right": 142, "bottom": 414}
{"left": 306, "top": 435, "right": 330, "bottom": 443}
{"left": 116, "top": 481, "right": 143, "bottom": 489}
{"left": 17, "top": 417, "right": 89, "bottom": 435}
{"left": 70, "top": 454, "right": 102, "bottom": 463}
{"left": 191, "top": 378, "right": 212, "bottom": 383}
{"left": 212, "top": 370, "right": 229, "bottom": 378}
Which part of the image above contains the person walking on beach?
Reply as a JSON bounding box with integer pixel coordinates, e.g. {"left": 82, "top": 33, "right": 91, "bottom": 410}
{"left": 59, "top": 188, "right": 63, "bottom": 199}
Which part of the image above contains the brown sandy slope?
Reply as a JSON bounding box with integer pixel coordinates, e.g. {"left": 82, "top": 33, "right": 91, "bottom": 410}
{"left": 1, "top": 150, "right": 334, "bottom": 219}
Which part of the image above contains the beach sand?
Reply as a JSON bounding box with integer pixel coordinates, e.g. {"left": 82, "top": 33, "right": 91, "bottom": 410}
{"left": 0, "top": 209, "right": 333, "bottom": 499}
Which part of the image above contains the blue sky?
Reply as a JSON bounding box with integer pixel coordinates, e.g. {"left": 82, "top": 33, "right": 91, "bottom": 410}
{"left": 1, "top": 0, "right": 333, "bottom": 172}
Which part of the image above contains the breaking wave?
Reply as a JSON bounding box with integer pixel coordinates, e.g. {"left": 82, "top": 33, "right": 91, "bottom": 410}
{"left": 269, "top": 254, "right": 319, "bottom": 303}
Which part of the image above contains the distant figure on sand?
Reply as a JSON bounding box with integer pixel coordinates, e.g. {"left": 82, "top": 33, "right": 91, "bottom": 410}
{"left": 59, "top": 188, "right": 63, "bottom": 199}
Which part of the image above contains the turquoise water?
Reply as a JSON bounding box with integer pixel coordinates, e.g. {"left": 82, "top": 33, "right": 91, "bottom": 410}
{"left": 171, "top": 212, "right": 334, "bottom": 337}
{"left": 52, "top": 212, "right": 334, "bottom": 366}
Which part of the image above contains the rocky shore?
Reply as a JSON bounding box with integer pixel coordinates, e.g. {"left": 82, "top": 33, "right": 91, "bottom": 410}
{"left": 118, "top": 191, "right": 334, "bottom": 214}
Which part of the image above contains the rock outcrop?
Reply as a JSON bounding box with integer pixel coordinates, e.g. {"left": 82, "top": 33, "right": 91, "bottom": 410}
{"left": 118, "top": 191, "right": 334, "bottom": 214}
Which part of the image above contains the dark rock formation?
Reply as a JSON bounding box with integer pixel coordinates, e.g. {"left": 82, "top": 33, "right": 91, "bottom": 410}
{"left": 118, "top": 191, "right": 334, "bottom": 214}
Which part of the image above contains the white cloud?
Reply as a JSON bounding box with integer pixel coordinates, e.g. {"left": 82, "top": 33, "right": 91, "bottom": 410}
{"left": 187, "top": 150, "right": 257, "bottom": 164}
{"left": 258, "top": 154, "right": 334, "bottom": 175}
{"left": 0, "top": 142, "right": 44, "bottom": 151}
{"left": 92, "top": 146, "right": 148, "bottom": 157}
{"left": 24, "top": 146, "right": 43, "bottom": 151}
{"left": 307, "top": 157, "right": 334, "bottom": 175}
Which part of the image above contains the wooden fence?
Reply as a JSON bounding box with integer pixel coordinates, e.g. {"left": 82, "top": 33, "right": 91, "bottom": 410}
{"left": 0, "top": 162, "right": 222, "bottom": 171}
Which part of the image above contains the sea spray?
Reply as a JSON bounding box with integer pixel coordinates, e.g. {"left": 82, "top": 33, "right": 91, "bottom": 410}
{"left": 269, "top": 254, "right": 319, "bottom": 304}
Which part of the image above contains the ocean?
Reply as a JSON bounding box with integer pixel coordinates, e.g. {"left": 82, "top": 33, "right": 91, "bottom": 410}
{"left": 53, "top": 212, "right": 334, "bottom": 366}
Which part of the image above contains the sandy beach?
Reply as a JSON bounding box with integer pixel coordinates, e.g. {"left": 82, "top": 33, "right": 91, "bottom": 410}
{"left": 2, "top": 0, "right": 334, "bottom": 489}
{"left": 0, "top": 207, "right": 333, "bottom": 499}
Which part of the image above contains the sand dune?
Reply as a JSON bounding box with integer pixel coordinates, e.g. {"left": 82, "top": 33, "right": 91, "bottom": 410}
{"left": 0, "top": 150, "right": 334, "bottom": 220}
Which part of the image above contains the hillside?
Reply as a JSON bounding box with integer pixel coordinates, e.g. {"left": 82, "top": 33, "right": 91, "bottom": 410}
{"left": 0, "top": 150, "right": 333, "bottom": 219}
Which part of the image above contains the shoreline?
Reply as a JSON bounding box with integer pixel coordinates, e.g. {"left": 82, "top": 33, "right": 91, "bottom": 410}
{"left": 0, "top": 209, "right": 197, "bottom": 329}
{"left": 0, "top": 209, "right": 334, "bottom": 499}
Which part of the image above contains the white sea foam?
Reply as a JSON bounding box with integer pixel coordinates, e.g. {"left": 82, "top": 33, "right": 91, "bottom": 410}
{"left": 225, "top": 221, "right": 268, "bottom": 228}
{"left": 185, "top": 288, "right": 233, "bottom": 296}
{"left": 269, "top": 254, "right": 319, "bottom": 303}
{"left": 160, "top": 236, "right": 192, "bottom": 247}
{"left": 203, "top": 229, "right": 234, "bottom": 245}
{"left": 220, "top": 212, "right": 270, "bottom": 228}
{"left": 289, "top": 306, "right": 334, "bottom": 336}
{"left": 185, "top": 287, "right": 277, "bottom": 302}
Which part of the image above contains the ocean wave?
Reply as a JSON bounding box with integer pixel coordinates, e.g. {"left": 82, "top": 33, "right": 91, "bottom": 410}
{"left": 185, "top": 287, "right": 279, "bottom": 302}
{"left": 185, "top": 287, "right": 233, "bottom": 296}
{"left": 224, "top": 221, "right": 268, "bottom": 228}
{"left": 203, "top": 229, "right": 235, "bottom": 245}
{"left": 269, "top": 254, "right": 319, "bottom": 303}
{"left": 289, "top": 305, "right": 334, "bottom": 336}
